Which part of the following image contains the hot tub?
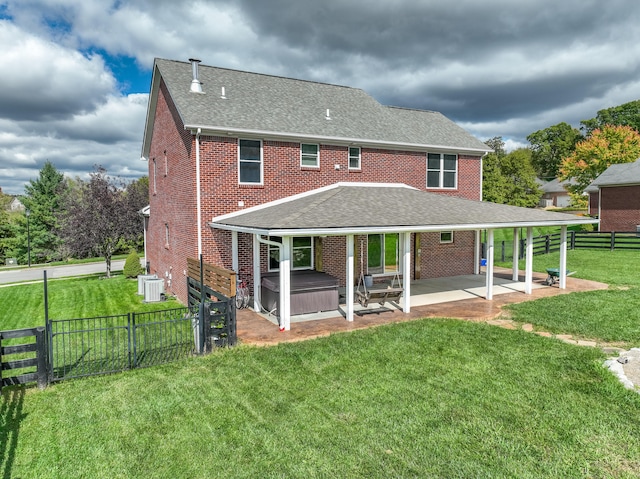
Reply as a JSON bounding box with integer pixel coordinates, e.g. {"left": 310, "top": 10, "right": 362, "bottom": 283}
{"left": 261, "top": 271, "right": 339, "bottom": 317}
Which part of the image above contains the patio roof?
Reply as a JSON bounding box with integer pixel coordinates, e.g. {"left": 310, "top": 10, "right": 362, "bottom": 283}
{"left": 209, "top": 183, "right": 598, "bottom": 236}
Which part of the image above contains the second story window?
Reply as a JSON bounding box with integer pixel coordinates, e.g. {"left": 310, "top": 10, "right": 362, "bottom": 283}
{"left": 301, "top": 144, "right": 319, "bottom": 167}
{"left": 349, "top": 147, "right": 361, "bottom": 170}
{"left": 239, "top": 139, "right": 262, "bottom": 184}
{"left": 427, "top": 153, "right": 457, "bottom": 189}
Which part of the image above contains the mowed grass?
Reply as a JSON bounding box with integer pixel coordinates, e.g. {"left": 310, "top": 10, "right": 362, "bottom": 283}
{"left": 0, "top": 274, "right": 183, "bottom": 330}
{"left": 4, "top": 319, "right": 640, "bottom": 478}
{"left": 505, "top": 249, "right": 640, "bottom": 343}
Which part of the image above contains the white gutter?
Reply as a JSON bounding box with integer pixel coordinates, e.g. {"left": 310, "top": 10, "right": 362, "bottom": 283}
{"left": 196, "top": 128, "right": 202, "bottom": 256}
{"left": 184, "top": 124, "right": 492, "bottom": 155}
{"left": 207, "top": 218, "right": 600, "bottom": 237}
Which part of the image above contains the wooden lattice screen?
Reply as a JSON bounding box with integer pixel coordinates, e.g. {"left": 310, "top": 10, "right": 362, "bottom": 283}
{"left": 187, "top": 258, "right": 236, "bottom": 298}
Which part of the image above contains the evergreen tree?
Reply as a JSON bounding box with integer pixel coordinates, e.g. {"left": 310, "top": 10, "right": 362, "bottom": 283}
{"left": 13, "top": 161, "right": 67, "bottom": 264}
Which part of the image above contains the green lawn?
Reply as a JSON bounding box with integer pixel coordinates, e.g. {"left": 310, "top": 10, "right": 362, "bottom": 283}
{"left": 3, "top": 319, "right": 640, "bottom": 478}
{"left": 3, "top": 250, "right": 640, "bottom": 477}
{"left": 504, "top": 249, "right": 640, "bottom": 343}
{"left": 0, "top": 274, "right": 183, "bottom": 330}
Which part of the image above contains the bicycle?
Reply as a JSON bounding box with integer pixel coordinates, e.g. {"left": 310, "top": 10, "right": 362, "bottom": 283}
{"left": 235, "top": 274, "right": 250, "bottom": 309}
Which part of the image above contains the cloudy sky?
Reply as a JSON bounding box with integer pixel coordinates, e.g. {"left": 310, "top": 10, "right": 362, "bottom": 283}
{"left": 2, "top": 0, "right": 640, "bottom": 194}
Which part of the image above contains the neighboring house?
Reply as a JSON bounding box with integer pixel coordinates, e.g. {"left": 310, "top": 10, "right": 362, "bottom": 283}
{"left": 587, "top": 159, "right": 640, "bottom": 231}
{"left": 141, "top": 58, "right": 596, "bottom": 329}
{"left": 9, "top": 196, "right": 24, "bottom": 212}
{"left": 539, "top": 178, "right": 574, "bottom": 208}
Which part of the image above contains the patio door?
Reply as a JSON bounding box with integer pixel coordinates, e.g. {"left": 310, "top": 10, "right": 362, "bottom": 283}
{"left": 367, "top": 233, "right": 400, "bottom": 275}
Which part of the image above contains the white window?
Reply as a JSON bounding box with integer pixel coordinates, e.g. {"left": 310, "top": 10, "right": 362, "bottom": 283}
{"left": 239, "top": 139, "right": 262, "bottom": 184}
{"left": 427, "top": 153, "right": 457, "bottom": 189}
{"left": 349, "top": 147, "right": 361, "bottom": 170}
{"left": 440, "top": 231, "right": 454, "bottom": 244}
{"left": 268, "top": 237, "right": 314, "bottom": 271}
{"left": 164, "top": 150, "right": 168, "bottom": 176}
{"left": 301, "top": 144, "right": 319, "bottom": 167}
{"left": 152, "top": 158, "right": 157, "bottom": 195}
{"left": 165, "top": 223, "right": 170, "bottom": 247}
{"left": 367, "top": 233, "right": 400, "bottom": 275}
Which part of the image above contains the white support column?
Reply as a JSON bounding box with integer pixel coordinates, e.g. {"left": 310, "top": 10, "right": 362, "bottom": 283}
{"left": 252, "top": 235, "right": 261, "bottom": 312}
{"left": 485, "top": 228, "right": 494, "bottom": 300}
{"left": 525, "top": 227, "right": 533, "bottom": 294}
{"left": 346, "top": 235, "right": 355, "bottom": 322}
{"left": 474, "top": 230, "right": 481, "bottom": 275}
{"left": 512, "top": 228, "right": 520, "bottom": 282}
{"left": 280, "top": 236, "right": 292, "bottom": 331}
{"left": 232, "top": 231, "right": 239, "bottom": 273}
{"left": 559, "top": 225, "right": 568, "bottom": 289}
{"left": 402, "top": 232, "right": 411, "bottom": 313}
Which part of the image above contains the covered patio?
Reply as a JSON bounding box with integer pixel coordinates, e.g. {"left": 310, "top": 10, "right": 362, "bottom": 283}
{"left": 210, "top": 183, "right": 599, "bottom": 331}
{"left": 236, "top": 269, "right": 609, "bottom": 346}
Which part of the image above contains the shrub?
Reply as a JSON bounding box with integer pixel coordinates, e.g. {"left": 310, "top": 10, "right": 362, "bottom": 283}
{"left": 123, "top": 250, "right": 143, "bottom": 278}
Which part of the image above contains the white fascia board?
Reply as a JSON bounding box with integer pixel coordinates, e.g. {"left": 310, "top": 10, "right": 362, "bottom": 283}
{"left": 209, "top": 182, "right": 415, "bottom": 223}
{"left": 209, "top": 218, "right": 600, "bottom": 237}
{"left": 185, "top": 124, "right": 492, "bottom": 155}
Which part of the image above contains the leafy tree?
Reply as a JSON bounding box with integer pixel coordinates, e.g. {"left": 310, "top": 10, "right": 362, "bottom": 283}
{"left": 499, "top": 149, "right": 542, "bottom": 207}
{"left": 560, "top": 125, "right": 640, "bottom": 195}
{"left": 58, "top": 166, "right": 144, "bottom": 278}
{"left": 482, "top": 137, "right": 508, "bottom": 204}
{"left": 527, "top": 122, "right": 583, "bottom": 180}
{"left": 119, "top": 176, "right": 149, "bottom": 253}
{"left": 482, "top": 138, "right": 541, "bottom": 207}
{"left": 0, "top": 189, "right": 14, "bottom": 263}
{"left": 12, "top": 161, "right": 67, "bottom": 264}
{"left": 581, "top": 99, "right": 640, "bottom": 136}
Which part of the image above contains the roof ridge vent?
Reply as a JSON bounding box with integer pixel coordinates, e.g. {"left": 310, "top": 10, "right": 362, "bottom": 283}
{"left": 189, "top": 58, "right": 204, "bottom": 94}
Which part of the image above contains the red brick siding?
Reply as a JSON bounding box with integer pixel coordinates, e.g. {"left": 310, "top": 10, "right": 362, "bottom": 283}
{"left": 419, "top": 231, "right": 476, "bottom": 278}
{"left": 146, "top": 80, "right": 197, "bottom": 302}
{"left": 599, "top": 186, "right": 640, "bottom": 232}
{"left": 588, "top": 192, "right": 599, "bottom": 217}
{"left": 148, "top": 102, "right": 484, "bottom": 303}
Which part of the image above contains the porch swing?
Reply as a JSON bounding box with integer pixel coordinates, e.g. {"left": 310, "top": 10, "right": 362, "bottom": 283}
{"left": 355, "top": 239, "right": 404, "bottom": 308}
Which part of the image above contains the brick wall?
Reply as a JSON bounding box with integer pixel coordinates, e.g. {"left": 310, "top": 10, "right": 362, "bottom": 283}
{"left": 599, "top": 186, "right": 640, "bottom": 232}
{"left": 148, "top": 92, "right": 484, "bottom": 303}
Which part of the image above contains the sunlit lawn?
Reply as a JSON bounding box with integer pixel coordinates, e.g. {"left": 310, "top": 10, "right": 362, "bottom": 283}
{"left": 3, "top": 319, "right": 640, "bottom": 478}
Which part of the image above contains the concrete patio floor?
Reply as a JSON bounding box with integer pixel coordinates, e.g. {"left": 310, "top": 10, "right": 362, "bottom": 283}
{"left": 236, "top": 269, "right": 608, "bottom": 346}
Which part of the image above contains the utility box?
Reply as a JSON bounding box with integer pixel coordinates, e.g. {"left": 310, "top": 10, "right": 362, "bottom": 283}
{"left": 5, "top": 258, "right": 17, "bottom": 266}
{"left": 143, "top": 278, "right": 165, "bottom": 302}
{"left": 137, "top": 274, "right": 157, "bottom": 295}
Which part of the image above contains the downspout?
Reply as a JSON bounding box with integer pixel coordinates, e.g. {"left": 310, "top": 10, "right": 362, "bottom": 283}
{"left": 196, "top": 128, "right": 202, "bottom": 257}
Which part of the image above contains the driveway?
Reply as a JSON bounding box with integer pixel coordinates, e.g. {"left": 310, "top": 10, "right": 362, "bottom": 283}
{"left": 0, "top": 260, "right": 126, "bottom": 285}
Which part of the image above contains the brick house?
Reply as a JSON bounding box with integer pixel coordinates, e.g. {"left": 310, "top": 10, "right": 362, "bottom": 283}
{"left": 141, "top": 58, "right": 596, "bottom": 329}
{"left": 587, "top": 159, "right": 640, "bottom": 232}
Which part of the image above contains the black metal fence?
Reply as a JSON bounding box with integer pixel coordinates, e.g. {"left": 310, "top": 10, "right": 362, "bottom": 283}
{"left": 47, "top": 307, "right": 199, "bottom": 382}
{"left": 483, "top": 231, "right": 640, "bottom": 263}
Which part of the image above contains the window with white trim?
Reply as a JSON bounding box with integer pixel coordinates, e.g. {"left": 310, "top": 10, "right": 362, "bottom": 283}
{"left": 152, "top": 158, "right": 157, "bottom": 195}
{"left": 349, "top": 147, "right": 361, "bottom": 169}
{"left": 268, "top": 237, "right": 314, "bottom": 271}
{"left": 427, "top": 153, "right": 457, "bottom": 189}
{"left": 301, "top": 144, "right": 319, "bottom": 167}
{"left": 165, "top": 223, "right": 170, "bottom": 247}
{"left": 239, "top": 139, "right": 262, "bottom": 184}
{"left": 440, "top": 231, "right": 453, "bottom": 244}
{"left": 367, "top": 233, "right": 400, "bottom": 275}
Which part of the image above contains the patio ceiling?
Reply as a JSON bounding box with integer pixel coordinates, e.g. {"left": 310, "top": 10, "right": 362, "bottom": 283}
{"left": 209, "top": 183, "right": 598, "bottom": 236}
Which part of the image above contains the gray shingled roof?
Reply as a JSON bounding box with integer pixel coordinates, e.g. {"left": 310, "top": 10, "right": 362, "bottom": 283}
{"left": 148, "top": 59, "right": 491, "bottom": 153}
{"left": 589, "top": 159, "right": 640, "bottom": 188}
{"left": 210, "top": 184, "right": 596, "bottom": 235}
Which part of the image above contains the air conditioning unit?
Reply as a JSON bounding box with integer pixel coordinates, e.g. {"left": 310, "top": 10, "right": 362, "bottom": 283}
{"left": 144, "top": 278, "right": 165, "bottom": 302}
{"left": 137, "top": 274, "right": 157, "bottom": 295}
